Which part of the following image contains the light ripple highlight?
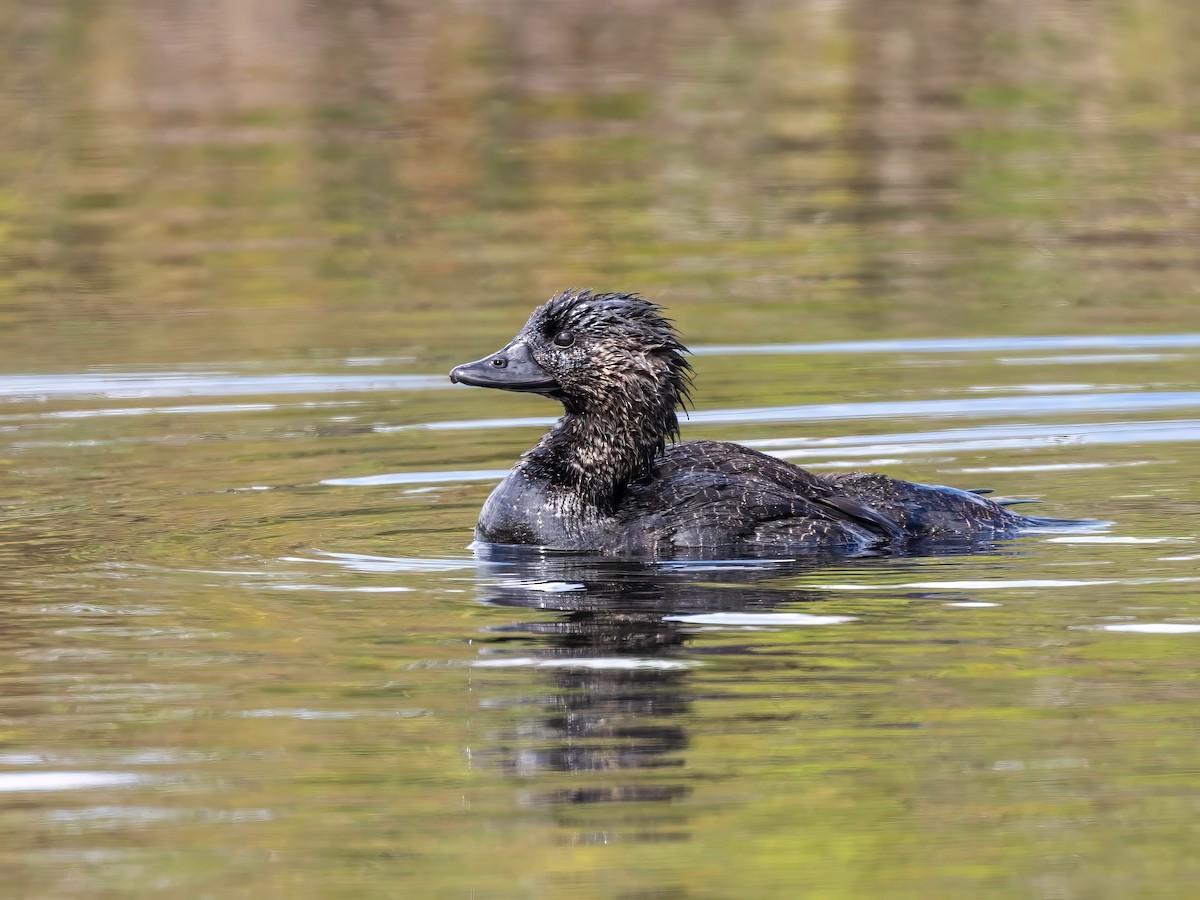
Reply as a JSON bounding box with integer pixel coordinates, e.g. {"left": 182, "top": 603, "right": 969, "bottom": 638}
{"left": 663, "top": 612, "right": 856, "bottom": 626}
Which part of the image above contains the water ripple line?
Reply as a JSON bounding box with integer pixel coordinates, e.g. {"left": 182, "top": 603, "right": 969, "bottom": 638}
{"left": 690, "top": 333, "right": 1200, "bottom": 357}
{"left": 380, "top": 392, "right": 1200, "bottom": 434}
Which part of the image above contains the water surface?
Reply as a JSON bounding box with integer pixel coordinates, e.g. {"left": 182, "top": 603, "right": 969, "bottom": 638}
{"left": 2, "top": 1, "right": 1199, "bottom": 897}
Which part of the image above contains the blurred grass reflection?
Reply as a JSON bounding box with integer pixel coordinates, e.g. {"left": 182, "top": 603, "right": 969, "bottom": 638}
{"left": 0, "top": 0, "right": 1196, "bottom": 370}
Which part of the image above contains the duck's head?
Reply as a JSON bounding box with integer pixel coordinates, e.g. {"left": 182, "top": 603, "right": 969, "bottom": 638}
{"left": 450, "top": 290, "right": 692, "bottom": 423}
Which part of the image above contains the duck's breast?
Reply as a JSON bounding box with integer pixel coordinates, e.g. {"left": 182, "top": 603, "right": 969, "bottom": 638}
{"left": 476, "top": 465, "right": 612, "bottom": 550}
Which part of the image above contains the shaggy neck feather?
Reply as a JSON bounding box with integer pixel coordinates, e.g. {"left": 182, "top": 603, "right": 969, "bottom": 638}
{"left": 525, "top": 389, "right": 679, "bottom": 512}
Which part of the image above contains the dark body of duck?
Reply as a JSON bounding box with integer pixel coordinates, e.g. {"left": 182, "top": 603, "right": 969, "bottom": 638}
{"left": 450, "top": 290, "right": 1075, "bottom": 557}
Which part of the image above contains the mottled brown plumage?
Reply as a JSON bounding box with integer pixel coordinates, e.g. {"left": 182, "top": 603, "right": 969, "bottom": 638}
{"left": 449, "top": 290, "right": 1082, "bottom": 556}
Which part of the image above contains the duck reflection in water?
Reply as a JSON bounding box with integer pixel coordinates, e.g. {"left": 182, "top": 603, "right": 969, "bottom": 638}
{"left": 467, "top": 545, "right": 887, "bottom": 840}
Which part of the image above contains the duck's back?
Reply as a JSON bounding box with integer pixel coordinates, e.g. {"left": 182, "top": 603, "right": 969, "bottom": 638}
{"left": 616, "top": 440, "right": 886, "bottom": 555}
{"left": 824, "top": 470, "right": 1029, "bottom": 540}
{"left": 615, "top": 439, "right": 1037, "bottom": 555}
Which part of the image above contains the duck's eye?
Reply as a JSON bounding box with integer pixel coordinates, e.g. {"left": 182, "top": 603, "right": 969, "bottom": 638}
{"left": 552, "top": 331, "right": 575, "bottom": 348}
